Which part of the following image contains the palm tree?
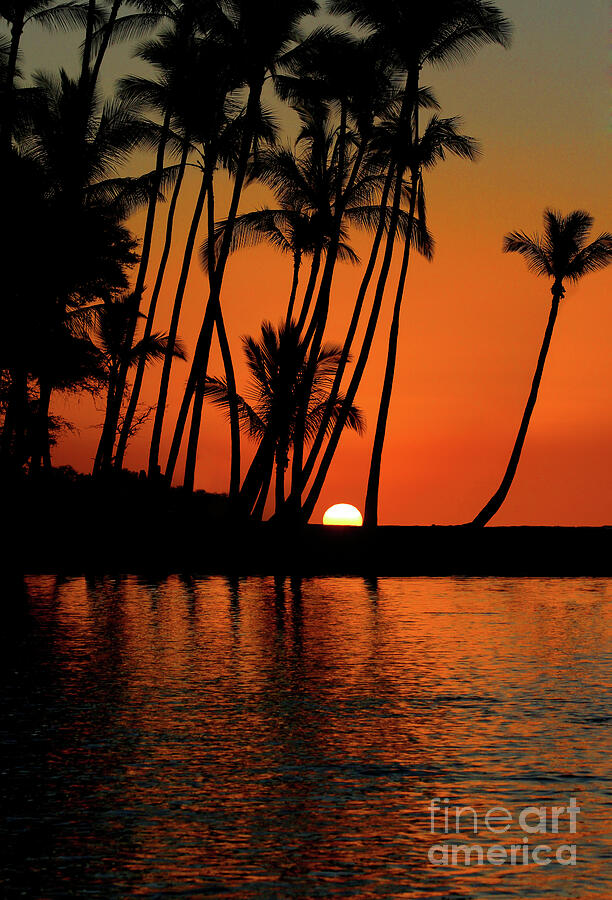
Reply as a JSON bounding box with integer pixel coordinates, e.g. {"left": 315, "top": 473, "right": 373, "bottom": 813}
{"left": 204, "top": 321, "right": 365, "bottom": 518}
{"left": 161, "top": 0, "right": 319, "bottom": 493}
{"left": 1, "top": 70, "right": 149, "bottom": 473}
{"left": 113, "top": 27, "right": 227, "bottom": 471}
{"left": 18, "top": 68, "right": 159, "bottom": 466}
{"left": 106, "top": 21, "right": 195, "bottom": 471}
{"left": 469, "top": 210, "right": 612, "bottom": 527}
{"left": 363, "top": 115, "right": 479, "bottom": 526}
{"left": 281, "top": 87, "right": 437, "bottom": 510}
{"left": 146, "top": 31, "right": 275, "bottom": 489}
{"left": 298, "top": 0, "right": 511, "bottom": 524}
{"left": 277, "top": 33, "right": 397, "bottom": 502}
{"left": 106, "top": 0, "right": 224, "bottom": 468}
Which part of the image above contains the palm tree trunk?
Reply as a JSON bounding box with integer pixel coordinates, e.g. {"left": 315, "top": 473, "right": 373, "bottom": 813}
{"left": 164, "top": 303, "right": 215, "bottom": 483}
{"left": 285, "top": 253, "right": 302, "bottom": 327}
{"left": 289, "top": 104, "right": 350, "bottom": 502}
{"left": 295, "top": 247, "right": 322, "bottom": 334}
{"left": 148, "top": 167, "right": 208, "bottom": 478}
{"left": 183, "top": 371, "right": 206, "bottom": 494}
{"left": 275, "top": 448, "right": 285, "bottom": 514}
{"left": 1, "top": 2, "right": 24, "bottom": 149}
{"left": 205, "top": 158, "right": 240, "bottom": 499}
{"left": 80, "top": 0, "right": 97, "bottom": 89}
{"left": 114, "top": 137, "right": 191, "bottom": 470}
{"left": 31, "top": 378, "right": 52, "bottom": 475}
{"left": 294, "top": 164, "right": 396, "bottom": 495}
{"left": 470, "top": 287, "right": 563, "bottom": 527}
{"left": 252, "top": 451, "right": 274, "bottom": 521}
{"left": 89, "top": 0, "right": 122, "bottom": 91}
{"left": 299, "top": 79, "right": 416, "bottom": 523}
{"left": 364, "top": 172, "right": 419, "bottom": 527}
{"left": 171, "top": 74, "right": 266, "bottom": 491}
{"left": 94, "top": 366, "right": 119, "bottom": 475}
{"left": 100, "top": 105, "right": 172, "bottom": 471}
{"left": 215, "top": 305, "right": 241, "bottom": 498}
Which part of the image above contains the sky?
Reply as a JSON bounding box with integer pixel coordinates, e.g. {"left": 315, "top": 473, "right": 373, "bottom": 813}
{"left": 20, "top": 0, "right": 612, "bottom": 525}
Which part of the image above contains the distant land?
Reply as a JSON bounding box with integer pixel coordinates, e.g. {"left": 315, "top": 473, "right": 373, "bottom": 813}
{"left": 8, "top": 470, "right": 611, "bottom": 577}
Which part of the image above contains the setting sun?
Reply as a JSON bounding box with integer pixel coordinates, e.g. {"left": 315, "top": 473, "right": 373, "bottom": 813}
{"left": 323, "top": 504, "right": 364, "bottom": 527}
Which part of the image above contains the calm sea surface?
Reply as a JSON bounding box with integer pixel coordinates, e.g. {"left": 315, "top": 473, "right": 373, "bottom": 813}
{"left": 2, "top": 576, "right": 611, "bottom": 898}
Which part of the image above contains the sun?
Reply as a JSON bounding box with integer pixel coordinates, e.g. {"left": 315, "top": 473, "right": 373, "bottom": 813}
{"left": 322, "top": 503, "right": 363, "bottom": 527}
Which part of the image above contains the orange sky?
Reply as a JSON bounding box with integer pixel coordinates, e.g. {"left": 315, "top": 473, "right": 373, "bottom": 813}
{"left": 36, "top": 0, "right": 611, "bottom": 525}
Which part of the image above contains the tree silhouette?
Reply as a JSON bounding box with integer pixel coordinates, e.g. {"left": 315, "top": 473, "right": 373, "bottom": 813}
{"left": 299, "top": 0, "right": 511, "bottom": 524}
{"left": 0, "top": 0, "right": 91, "bottom": 146}
{"left": 1, "top": 71, "right": 148, "bottom": 473}
{"left": 162, "top": 0, "right": 319, "bottom": 494}
{"left": 363, "top": 115, "right": 479, "bottom": 526}
{"left": 469, "top": 210, "right": 612, "bottom": 526}
{"left": 204, "top": 322, "right": 364, "bottom": 518}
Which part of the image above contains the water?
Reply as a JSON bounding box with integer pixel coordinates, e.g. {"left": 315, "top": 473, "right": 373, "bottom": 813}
{"left": 2, "top": 576, "right": 611, "bottom": 898}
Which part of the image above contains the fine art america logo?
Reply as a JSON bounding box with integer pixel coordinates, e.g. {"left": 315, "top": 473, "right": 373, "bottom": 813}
{"left": 427, "top": 797, "right": 580, "bottom": 867}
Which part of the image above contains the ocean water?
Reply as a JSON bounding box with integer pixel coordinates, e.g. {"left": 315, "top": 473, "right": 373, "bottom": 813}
{"left": 1, "top": 576, "right": 611, "bottom": 898}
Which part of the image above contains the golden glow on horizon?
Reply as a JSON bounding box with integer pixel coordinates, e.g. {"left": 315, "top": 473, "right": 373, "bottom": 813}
{"left": 323, "top": 504, "right": 364, "bottom": 527}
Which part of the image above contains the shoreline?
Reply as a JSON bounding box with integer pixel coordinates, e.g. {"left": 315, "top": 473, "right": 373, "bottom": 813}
{"left": 16, "top": 524, "right": 612, "bottom": 577}
{"left": 6, "top": 472, "right": 610, "bottom": 577}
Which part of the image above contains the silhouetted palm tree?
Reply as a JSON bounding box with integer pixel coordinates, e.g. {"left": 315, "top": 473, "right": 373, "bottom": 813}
{"left": 1, "top": 72, "right": 148, "bottom": 472}
{"left": 109, "top": 21, "right": 201, "bottom": 470}
{"left": 147, "top": 34, "right": 276, "bottom": 489}
{"left": 205, "top": 322, "right": 364, "bottom": 517}
{"left": 284, "top": 87, "right": 440, "bottom": 511}
{"left": 363, "top": 115, "right": 479, "bottom": 526}
{"left": 113, "top": 28, "right": 231, "bottom": 470}
{"left": 469, "top": 209, "right": 612, "bottom": 526}
{"left": 299, "top": 0, "right": 511, "bottom": 523}
{"left": 162, "top": 0, "right": 319, "bottom": 493}
{"left": 21, "top": 69, "right": 162, "bottom": 474}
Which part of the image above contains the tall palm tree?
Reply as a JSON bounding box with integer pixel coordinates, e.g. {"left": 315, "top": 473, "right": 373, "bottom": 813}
{"left": 277, "top": 33, "right": 397, "bottom": 501}
{"left": 2, "top": 72, "right": 148, "bottom": 472}
{"left": 363, "top": 115, "right": 479, "bottom": 526}
{"left": 113, "top": 27, "right": 225, "bottom": 471}
{"left": 469, "top": 210, "right": 612, "bottom": 527}
{"left": 147, "top": 36, "right": 275, "bottom": 488}
{"left": 204, "top": 321, "right": 365, "bottom": 518}
{"left": 298, "top": 0, "right": 511, "bottom": 524}
{"left": 107, "top": 0, "right": 222, "bottom": 469}
{"left": 162, "top": 0, "right": 319, "bottom": 493}
{"left": 288, "top": 87, "right": 440, "bottom": 509}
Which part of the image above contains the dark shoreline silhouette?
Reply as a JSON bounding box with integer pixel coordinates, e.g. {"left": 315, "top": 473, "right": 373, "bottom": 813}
{"left": 16, "top": 525, "right": 611, "bottom": 578}
{"left": 6, "top": 470, "right": 610, "bottom": 577}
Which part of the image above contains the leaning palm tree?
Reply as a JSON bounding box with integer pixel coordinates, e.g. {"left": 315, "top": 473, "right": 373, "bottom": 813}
{"left": 469, "top": 209, "right": 612, "bottom": 526}
{"left": 113, "top": 28, "right": 228, "bottom": 471}
{"left": 110, "top": 22, "right": 205, "bottom": 470}
{"left": 363, "top": 115, "right": 479, "bottom": 526}
{"left": 162, "top": 0, "right": 319, "bottom": 494}
{"left": 298, "top": 0, "right": 511, "bottom": 524}
{"left": 204, "top": 321, "right": 365, "bottom": 518}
